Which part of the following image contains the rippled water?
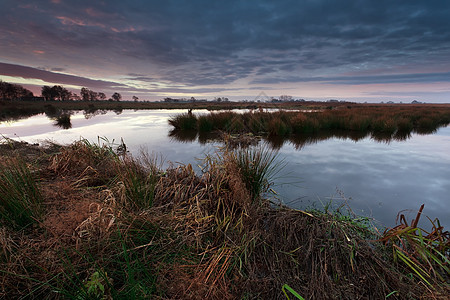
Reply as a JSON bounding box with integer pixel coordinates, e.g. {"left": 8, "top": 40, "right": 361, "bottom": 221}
{"left": 1, "top": 109, "right": 449, "bottom": 229}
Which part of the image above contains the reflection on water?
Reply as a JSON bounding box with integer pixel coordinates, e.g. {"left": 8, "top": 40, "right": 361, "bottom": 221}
{"left": 1, "top": 109, "right": 449, "bottom": 230}
{"left": 169, "top": 129, "right": 197, "bottom": 143}
{"left": 53, "top": 113, "right": 72, "bottom": 129}
{"left": 169, "top": 128, "right": 418, "bottom": 150}
{"left": 46, "top": 108, "right": 124, "bottom": 130}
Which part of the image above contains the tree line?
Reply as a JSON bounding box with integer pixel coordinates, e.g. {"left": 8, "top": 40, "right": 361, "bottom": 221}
{"left": 0, "top": 80, "right": 122, "bottom": 102}
{"left": 41, "top": 86, "right": 121, "bottom": 102}
{"left": 0, "top": 80, "right": 33, "bottom": 100}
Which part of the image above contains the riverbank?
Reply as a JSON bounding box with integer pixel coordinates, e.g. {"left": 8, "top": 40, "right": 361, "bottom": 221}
{"left": 0, "top": 100, "right": 332, "bottom": 121}
{"left": 2, "top": 99, "right": 450, "bottom": 122}
{"left": 0, "top": 139, "right": 448, "bottom": 299}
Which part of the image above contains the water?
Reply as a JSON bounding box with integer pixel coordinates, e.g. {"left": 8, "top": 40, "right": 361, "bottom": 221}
{"left": 1, "top": 109, "right": 449, "bottom": 229}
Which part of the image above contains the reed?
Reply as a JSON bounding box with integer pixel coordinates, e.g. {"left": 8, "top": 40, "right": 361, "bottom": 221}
{"left": 0, "top": 158, "right": 43, "bottom": 228}
{"left": 197, "top": 114, "right": 214, "bottom": 132}
{"left": 115, "top": 156, "right": 160, "bottom": 209}
{"left": 229, "top": 145, "right": 282, "bottom": 202}
{"left": 396, "top": 117, "right": 414, "bottom": 132}
{"left": 380, "top": 204, "right": 450, "bottom": 287}
{"left": 267, "top": 118, "right": 291, "bottom": 136}
{"left": 168, "top": 105, "right": 450, "bottom": 142}
{"left": 227, "top": 115, "right": 245, "bottom": 132}
{"left": 168, "top": 112, "right": 197, "bottom": 130}
{"left": 209, "top": 111, "right": 234, "bottom": 130}
{"left": 247, "top": 112, "right": 266, "bottom": 133}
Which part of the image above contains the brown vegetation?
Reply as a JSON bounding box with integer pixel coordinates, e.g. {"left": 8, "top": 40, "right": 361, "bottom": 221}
{"left": 0, "top": 139, "right": 448, "bottom": 299}
{"left": 169, "top": 104, "right": 450, "bottom": 142}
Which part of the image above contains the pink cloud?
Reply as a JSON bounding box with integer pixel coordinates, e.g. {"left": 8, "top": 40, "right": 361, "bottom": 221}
{"left": 85, "top": 7, "right": 102, "bottom": 17}
{"left": 55, "top": 16, "right": 106, "bottom": 28}
{"left": 56, "top": 16, "right": 87, "bottom": 26}
{"left": 111, "top": 26, "right": 136, "bottom": 33}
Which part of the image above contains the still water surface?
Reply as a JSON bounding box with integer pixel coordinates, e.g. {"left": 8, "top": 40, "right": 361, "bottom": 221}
{"left": 1, "top": 109, "right": 449, "bottom": 229}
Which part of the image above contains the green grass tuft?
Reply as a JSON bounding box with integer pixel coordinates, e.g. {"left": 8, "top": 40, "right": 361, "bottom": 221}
{"left": 231, "top": 145, "right": 283, "bottom": 202}
{"left": 116, "top": 156, "right": 160, "bottom": 209}
{"left": 0, "top": 158, "right": 43, "bottom": 228}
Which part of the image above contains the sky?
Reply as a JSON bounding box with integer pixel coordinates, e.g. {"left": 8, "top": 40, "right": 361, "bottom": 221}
{"left": 1, "top": 0, "right": 449, "bottom": 102}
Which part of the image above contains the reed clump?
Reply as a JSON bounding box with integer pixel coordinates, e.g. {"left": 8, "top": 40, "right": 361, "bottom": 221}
{"left": 0, "top": 139, "right": 447, "bottom": 299}
{"left": 168, "top": 105, "right": 450, "bottom": 143}
{"left": 168, "top": 112, "right": 197, "bottom": 130}
{"left": 0, "top": 157, "right": 43, "bottom": 228}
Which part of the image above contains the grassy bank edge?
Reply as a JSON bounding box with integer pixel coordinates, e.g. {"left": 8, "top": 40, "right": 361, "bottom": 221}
{"left": 0, "top": 138, "right": 448, "bottom": 299}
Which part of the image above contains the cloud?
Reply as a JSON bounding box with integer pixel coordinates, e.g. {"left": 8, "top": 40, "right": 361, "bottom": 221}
{"left": 0, "top": 0, "right": 449, "bottom": 100}
{"left": 0, "top": 62, "right": 127, "bottom": 90}
{"left": 251, "top": 71, "right": 450, "bottom": 85}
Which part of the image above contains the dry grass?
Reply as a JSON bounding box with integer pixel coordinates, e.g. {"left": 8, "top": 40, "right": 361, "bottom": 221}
{"left": 0, "top": 139, "right": 448, "bottom": 299}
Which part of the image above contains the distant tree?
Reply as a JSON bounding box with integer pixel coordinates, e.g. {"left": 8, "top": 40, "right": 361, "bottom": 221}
{"left": 42, "top": 86, "right": 57, "bottom": 100}
{"left": 0, "top": 81, "right": 33, "bottom": 100}
{"left": 61, "top": 87, "right": 72, "bottom": 100}
{"left": 41, "top": 86, "right": 51, "bottom": 100}
{"left": 1, "top": 81, "right": 14, "bottom": 100}
{"left": 42, "top": 85, "right": 71, "bottom": 101}
{"left": 71, "top": 93, "right": 81, "bottom": 101}
{"left": 80, "top": 87, "right": 90, "bottom": 101}
{"left": 17, "top": 85, "right": 33, "bottom": 99}
{"left": 54, "top": 85, "right": 71, "bottom": 100}
{"left": 279, "top": 95, "right": 293, "bottom": 101}
{"left": 89, "top": 90, "right": 98, "bottom": 101}
{"left": 112, "top": 92, "right": 122, "bottom": 102}
{"left": 53, "top": 86, "right": 63, "bottom": 100}
{"left": 132, "top": 95, "right": 138, "bottom": 102}
{"left": 98, "top": 92, "right": 106, "bottom": 101}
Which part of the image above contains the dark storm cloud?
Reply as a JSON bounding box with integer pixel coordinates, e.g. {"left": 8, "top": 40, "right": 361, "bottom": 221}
{"left": 0, "top": 62, "right": 126, "bottom": 89}
{"left": 0, "top": 0, "right": 449, "bottom": 90}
